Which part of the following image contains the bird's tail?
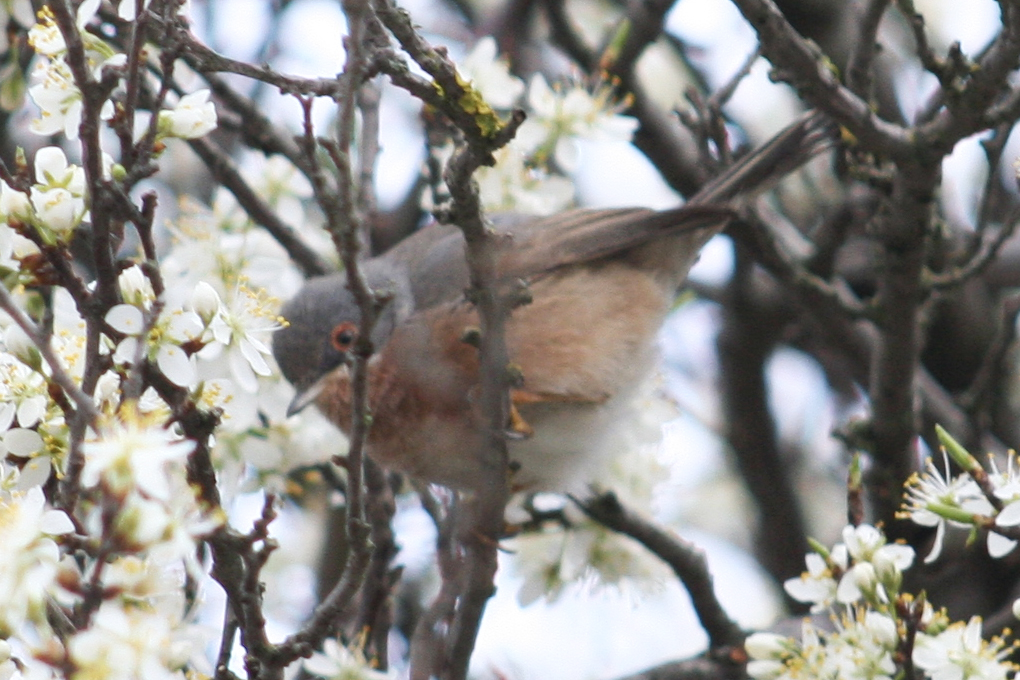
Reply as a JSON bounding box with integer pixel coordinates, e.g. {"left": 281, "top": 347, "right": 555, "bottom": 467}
{"left": 690, "top": 110, "right": 838, "bottom": 206}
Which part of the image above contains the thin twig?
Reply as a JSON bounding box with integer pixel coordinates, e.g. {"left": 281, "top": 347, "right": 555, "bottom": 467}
{"left": 165, "top": 24, "right": 342, "bottom": 98}
{"left": 729, "top": 0, "right": 912, "bottom": 156}
{"left": 0, "top": 286, "right": 100, "bottom": 424}
{"left": 926, "top": 213, "right": 1020, "bottom": 289}
{"left": 576, "top": 492, "right": 745, "bottom": 650}
{"left": 845, "top": 0, "right": 891, "bottom": 97}
{"left": 356, "top": 78, "right": 383, "bottom": 254}
{"left": 271, "top": 0, "right": 382, "bottom": 667}
{"left": 187, "top": 136, "right": 333, "bottom": 278}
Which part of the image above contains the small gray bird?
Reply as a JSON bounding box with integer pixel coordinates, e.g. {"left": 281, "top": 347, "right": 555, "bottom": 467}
{"left": 273, "top": 112, "right": 835, "bottom": 491}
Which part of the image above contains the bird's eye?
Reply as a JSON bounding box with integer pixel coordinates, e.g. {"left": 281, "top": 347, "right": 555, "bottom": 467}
{"left": 330, "top": 322, "right": 358, "bottom": 352}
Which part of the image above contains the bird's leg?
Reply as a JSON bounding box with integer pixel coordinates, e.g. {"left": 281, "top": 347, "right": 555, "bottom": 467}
{"left": 506, "top": 402, "right": 534, "bottom": 439}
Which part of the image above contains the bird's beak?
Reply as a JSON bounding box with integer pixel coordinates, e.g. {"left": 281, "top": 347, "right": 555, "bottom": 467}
{"left": 286, "top": 376, "right": 328, "bottom": 418}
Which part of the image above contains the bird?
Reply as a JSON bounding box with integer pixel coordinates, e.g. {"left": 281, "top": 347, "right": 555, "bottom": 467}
{"left": 273, "top": 112, "right": 836, "bottom": 492}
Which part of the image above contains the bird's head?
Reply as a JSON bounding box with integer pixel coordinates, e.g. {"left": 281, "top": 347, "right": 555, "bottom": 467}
{"left": 273, "top": 260, "right": 412, "bottom": 417}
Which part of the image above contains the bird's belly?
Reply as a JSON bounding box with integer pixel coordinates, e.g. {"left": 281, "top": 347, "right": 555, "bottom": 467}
{"left": 366, "top": 413, "right": 487, "bottom": 488}
{"left": 508, "top": 366, "right": 659, "bottom": 492}
{"left": 361, "top": 343, "right": 661, "bottom": 491}
{"left": 355, "top": 260, "right": 673, "bottom": 490}
{"left": 363, "top": 380, "right": 660, "bottom": 492}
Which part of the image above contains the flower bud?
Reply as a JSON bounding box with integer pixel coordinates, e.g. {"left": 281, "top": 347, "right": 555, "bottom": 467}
{"left": 4, "top": 324, "right": 41, "bottom": 370}
{"left": 744, "top": 632, "right": 789, "bottom": 660}
{"left": 157, "top": 90, "right": 217, "bottom": 140}
{"left": 0, "top": 181, "right": 31, "bottom": 222}
{"left": 191, "top": 281, "right": 221, "bottom": 324}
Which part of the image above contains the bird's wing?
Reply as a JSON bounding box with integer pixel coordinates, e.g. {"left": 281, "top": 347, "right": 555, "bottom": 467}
{"left": 385, "top": 207, "right": 729, "bottom": 309}
{"left": 383, "top": 110, "right": 836, "bottom": 309}
{"left": 492, "top": 205, "right": 730, "bottom": 280}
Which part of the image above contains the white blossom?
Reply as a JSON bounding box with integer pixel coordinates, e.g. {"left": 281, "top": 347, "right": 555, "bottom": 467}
{"left": 515, "top": 74, "right": 638, "bottom": 172}
{"left": 984, "top": 452, "right": 1020, "bottom": 557}
{"left": 0, "top": 487, "right": 73, "bottom": 634}
{"left": 746, "top": 612, "right": 902, "bottom": 680}
{"left": 0, "top": 180, "right": 32, "bottom": 224}
{"left": 474, "top": 143, "right": 575, "bottom": 215}
{"left": 106, "top": 304, "right": 145, "bottom": 337}
{"left": 159, "top": 188, "right": 309, "bottom": 303}
{"left": 101, "top": 555, "right": 185, "bottom": 617}
{"left": 240, "top": 154, "right": 313, "bottom": 228}
{"left": 913, "top": 616, "right": 1014, "bottom": 680}
{"left": 3, "top": 324, "right": 39, "bottom": 370}
{"left": 744, "top": 632, "right": 790, "bottom": 662}
{"left": 26, "top": 8, "right": 69, "bottom": 57}
{"left": 28, "top": 58, "right": 90, "bottom": 138}
{"left": 115, "top": 0, "right": 191, "bottom": 22}
{"left": 901, "top": 454, "right": 993, "bottom": 563}
{"left": 0, "top": 639, "right": 15, "bottom": 680}
{"left": 784, "top": 549, "right": 843, "bottom": 611}
{"left": 86, "top": 476, "right": 219, "bottom": 575}
{"left": 458, "top": 36, "right": 525, "bottom": 109}
{"left": 0, "top": 456, "right": 45, "bottom": 494}
{"left": 81, "top": 410, "right": 195, "bottom": 500}
{"left": 837, "top": 561, "right": 880, "bottom": 604}
{"left": 991, "top": 501, "right": 1020, "bottom": 557}
{"left": 67, "top": 603, "right": 193, "bottom": 680}
{"left": 116, "top": 0, "right": 148, "bottom": 21}
{"left": 30, "top": 183, "right": 82, "bottom": 236}
{"left": 204, "top": 284, "right": 284, "bottom": 392}
{"left": 0, "top": 224, "right": 29, "bottom": 274}
{"left": 0, "top": 352, "right": 50, "bottom": 431}
{"left": 826, "top": 611, "right": 899, "bottom": 680}
{"left": 27, "top": 3, "right": 119, "bottom": 140}
{"left": 304, "top": 638, "right": 396, "bottom": 680}
{"left": 27, "top": 2, "right": 101, "bottom": 57}
{"left": 842, "top": 524, "right": 914, "bottom": 573}
{"left": 33, "top": 147, "right": 86, "bottom": 196}
{"left": 106, "top": 298, "right": 203, "bottom": 388}
{"left": 784, "top": 526, "right": 913, "bottom": 610}
{"left": 1, "top": 428, "right": 43, "bottom": 458}
{"left": 118, "top": 265, "right": 156, "bottom": 309}
{"left": 28, "top": 0, "right": 122, "bottom": 69}
{"left": 190, "top": 281, "right": 221, "bottom": 324}
{"left": 158, "top": 90, "right": 217, "bottom": 140}
{"left": 29, "top": 146, "right": 88, "bottom": 240}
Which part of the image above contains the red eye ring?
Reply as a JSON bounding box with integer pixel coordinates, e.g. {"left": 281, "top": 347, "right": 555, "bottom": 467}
{"left": 330, "top": 322, "right": 358, "bottom": 352}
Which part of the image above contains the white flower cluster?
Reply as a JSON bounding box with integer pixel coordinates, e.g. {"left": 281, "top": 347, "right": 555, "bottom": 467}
{"left": 0, "top": 145, "right": 89, "bottom": 247}
{"left": 154, "top": 154, "right": 342, "bottom": 489}
{"left": 433, "top": 36, "right": 639, "bottom": 215}
{"left": 0, "top": 401, "right": 215, "bottom": 679}
{"left": 748, "top": 611, "right": 1016, "bottom": 680}
{"left": 900, "top": 425, "right": 1020, "bottom": 562}
{"left": 783, "top": 524, "right": 914, "bottom": 614}
{"left": 27, "top": 2, "right": 212, "bottom": 143}
{"left": 747, "top": 611, "right": 900, "bottom": 680}
{"left": 0, "top": 486, "right": 73, "bottom": 636}
{"left": 507, "top": 389, "right": 678, "bottom": 604}
{"left": 0, "top": 288, "right": 89, "bottom": 490}
{"left": 27, "top": 2, "right": 120, "bottom": 139}
{"left": 304, "top": 638, "right": 397, "bottom": 680}
{"left": 11, "top": 0, "right": 215, "bottom": 251}
{"left": 0, "top": 4, "right": 313, "bottom": 679}
{"left": 746, "top": 427, "right": 1020, "bottom": 680}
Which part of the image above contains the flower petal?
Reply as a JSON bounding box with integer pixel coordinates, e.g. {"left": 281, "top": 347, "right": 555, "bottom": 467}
{"left": 105, "top": 304, "right": 144, "bottom": 335}
{"left": 156, "top": 345, "right": 195, "bottom": 387}
{"left": 987, "top": 531, "right": 1017, "bottom": 558}
{"left": 996, "top": 500, "right": 1020, "bottom": 527}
